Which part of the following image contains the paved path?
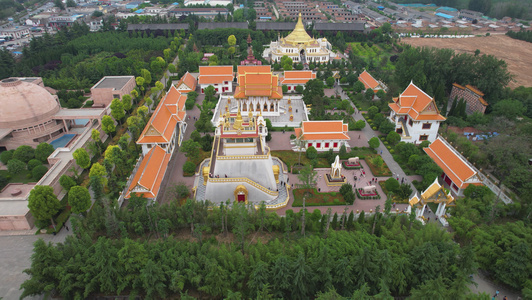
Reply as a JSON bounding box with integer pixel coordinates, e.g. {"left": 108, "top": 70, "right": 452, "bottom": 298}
{"left": 0, "top": 221, "right": 71, "bottom": 299}
{"left": 337, "top": 86, "right": 419, "bottom": 198}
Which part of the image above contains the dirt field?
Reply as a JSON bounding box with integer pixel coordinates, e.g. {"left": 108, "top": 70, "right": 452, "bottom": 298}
{"left": 402, "top": 34, "right": 532, "bottom": 88}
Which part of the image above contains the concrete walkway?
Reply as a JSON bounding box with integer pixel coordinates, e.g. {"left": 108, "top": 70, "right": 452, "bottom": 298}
{"left": 337, "top": 86, "right": 419, "bottom": 198}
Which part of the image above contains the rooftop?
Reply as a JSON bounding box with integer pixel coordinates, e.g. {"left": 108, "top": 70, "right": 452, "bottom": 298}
{"left": 423, "top": 137, "right": 477, "bottom": 188}
{"left": 92, "top": 76, "right": 134, "bottom": 90}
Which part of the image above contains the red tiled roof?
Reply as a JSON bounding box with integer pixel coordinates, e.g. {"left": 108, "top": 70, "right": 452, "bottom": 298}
{"left": 234, "top": 71, "right": 283, "bottom": 99}
{"left": 358, "top": 70, "right": 380, "bottom": 90}
{"left": 137, "top": 86, "right": 186, "bottom": 144}
{"left": 388, "top": 82, "right": 446, "bottom": 122}
{"left": 176, "top": 71, "right": 197, "bottom": 92}
{"left": 125, "top": 145, "right": 171, "bottom": 199}
{"left": 424, "top": 138, "right": 477, "bottom": 189}
{"left": 280, "top": 70, "right": 316, "bottom": 85}
{"left": 198, "top": 66, "right": 234, "bottom": 85}
{"left": 296, "top": 121, "right": 350, "bottom": 140}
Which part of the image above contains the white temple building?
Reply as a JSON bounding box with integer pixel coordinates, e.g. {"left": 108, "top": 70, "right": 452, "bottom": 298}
{"left": 266, "top": 13, "right": 333, "bottom": 64}
{"left": 388, "top": 82, "right": 446, "bottom": 144}
{"left": 195, "top": 109, "right": 289, "bottom": 207}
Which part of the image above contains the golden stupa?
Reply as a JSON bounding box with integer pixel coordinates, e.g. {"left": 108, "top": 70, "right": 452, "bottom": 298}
{"left": 282, "top": 13, "right": 315, "bottom": 46}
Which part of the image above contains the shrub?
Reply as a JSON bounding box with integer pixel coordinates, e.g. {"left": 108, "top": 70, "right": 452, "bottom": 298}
{"left": 368, "top": 137, "right": 380, "bottom": 149}
{"left": 32, "top": 165, "right": 49, "bottom": 180}
{"left": 372, "top": 126, "right": 377, "bottom": 130}
{"left": 385, "top": 178, "right": 400, "bottom": 193}
{"left": 183, "top": 161, "right": 196, "bottom": 175}
{"left": 333, "top": 198, "right": 340, "bottom": 204}
{"left": 84, "top": 88, "right": 91, "bottom": 94}
{"left": 7, "top": 159, "right": 26, "bottom": 175}
{"left": 0, "top": 150, "right": 14, "bottom": 164}
{"left": 27, "top": 159, "right": 42, "bottom": 171}
{"left": 306, "top": 146, "right": 318, "bottom": 159}
{"left": 290, "top": 134, "right": 296, "bottom": 139}
{"left": 59, "top": 174, "right": 77, "bottom": 192}
{"left": 13, "top": 145, "right": 35, "bottom": 163}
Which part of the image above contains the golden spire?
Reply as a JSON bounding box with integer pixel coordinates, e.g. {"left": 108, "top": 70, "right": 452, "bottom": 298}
{"left": 283, "top": 12, "right": 313, "bottom": 45}
{"left": 233, "top": 106, "right": 244, "bottom": 130}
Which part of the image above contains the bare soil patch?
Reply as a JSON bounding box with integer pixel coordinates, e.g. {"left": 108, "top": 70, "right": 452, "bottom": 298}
{"left": 402, "top": 34, "right": 532, "bottom": 88}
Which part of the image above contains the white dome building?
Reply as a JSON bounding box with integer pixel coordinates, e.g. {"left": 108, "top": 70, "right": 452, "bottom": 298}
{"left": 0, "top": 78, "right": 67, "bottom": 150}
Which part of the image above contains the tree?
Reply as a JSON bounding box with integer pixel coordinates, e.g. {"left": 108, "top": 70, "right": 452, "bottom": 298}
{"left": 89, "top": 162, "right": 107, "bottom": 186}
{"left": 110, "top": 98, "right": 125, "bottom": 123}
{"left": 368, "top": 137, "right": 380, "bottom": 149}
{"left": 168, "top": 63, "right": 176, "bottom": 75}
{"left": 66, "top": 0, "right": 76, "bottom": 7}
{"left": 326, "top": 77, "right": 335, "bottom": 88}
{"left": 68, "top": 186, "right": 91, "bottom": 214}
{"left": 121, "top": 94, "right": 132, "bottom": 113}
{"left": 367, "top": 106, "right": 379, "bottom": 119}
{"left": 7, "top": 159, "right": 25, "bottom": 175}
{"left": 282, "top": 85, "right": 288, "bottom": 93}
{"left": 181, "top": 139, "right": 201, "bottom": 160}
{"left": 228, "top": 35, "right": 236, "bottom": 46}
{"left": 354, "top": 120, "right": 366, "bottom": 130}
{"left": 232, "top": 202, "right": 251, "bottom": 253}
{"left": 28, "top": 185, "right": 62, "bottom": 230}
{"left": 386, "top": 131, "right": 401, "bottom": 145}
{"left": 32, "top": 165, "right": 48, "bottom": 180}
{"left": 92, "top": 10, "right": 103, "bottom": 18}
{"left": 0, "top": 150, "right": 13, "bottom": 164}
{"left": 59, "top": 175, "right": 76, "bottom": 192}
{"left": 281, "top": 55, "right": 293, "bottom": 71}
{"left": 378, "top": 120, "right": 395, "bottom": 135}
{"left": 53, "top": 0, "right": 64, "bottom": 10}
{"left": 354, "top": 81, "right": 365, "bottom": 93}
{"left": 27, "top": 159, "right": 42, "bottom": 171}
{"left": 306, "top": 146, "right": 317, "bottom": 159}
{"left": 303, "top": 79, "right": 325, "bottom": 104}
{"left": 298, "top": 164, "right": 317, "bottom": 236}
{"left": 73, "top": 148, "right": 91, "bottom": 169}
{"left": 136, "top": 77, "right": 145, "bottom": 94}
{"left": 35, "top": 143, "right": 54, "bottom": 163}
{"left": 101, "top": 115, "right": 116, "bottom": 136}
{"left": 493, "top": 99, "right": 525, "bottom": 120}
{"left": 376, "top": 90, "right": 386, "bottom": 100}
{"left": 295, "top": 85, "right": 304, "bottom": 94}
{"left": 183, "top": 161, "right": 196, "bottom": 174}
{"left": 13, "top": 145, "right": 35, "bottom": 163}
{"left": 385, "top": 178, "right": 400, "bottom": 193}
{"left": 141, "top": 69, "right": 152, "bottom": 86}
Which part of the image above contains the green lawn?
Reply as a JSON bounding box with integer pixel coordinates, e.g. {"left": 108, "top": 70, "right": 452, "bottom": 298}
{"left": 0, "top": 169, "right": 37, "bottom": 184}
{"left": 271, "top": 150, "right": 329, "bottom": 170}
{"left": 292, "top": 188, "right": 346, "bottom": 206}
{"left": 365, "top": 154, "right": 392, "bottom": 176}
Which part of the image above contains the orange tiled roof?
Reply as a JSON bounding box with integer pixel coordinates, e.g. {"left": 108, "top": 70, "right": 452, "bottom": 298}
{"left": 297, "top": 121, "right": 350, "bottom": 140}
{"left": 237, "top": 65, "right": 271, "bottom": 75}
{"left": 280, "top": 70, "right": 316, "bottom": 85}
{"left": 198, "top": 75, "right": 233, "bottom": 85}
{"left": 423, "top": 138, "right": 476, "bottom": 189}
{"left": 125, "top": 145, "right": 171, "bottom": 199}
{"left": 198, "top": 66, "right": 234, "bottom": 85}
{"left": 234, "top": 72, "right": 283, "bottom": 99}
{"left": 358, "top": 70, "right": 380, "bottom": 90}
{"left": 137, "top": 86, "right": 186, "bottom": 144}
{"left": 199, "top": 65, "right": 233, "bottom": 76}
{"left": 465, "top": 85, "right": 484, "bottom": 96}
{"left": 388, "top": 82, "right": 446, "bottom": 122}
{"left": 176, "top": 71, "right": 197, "bottom": 92}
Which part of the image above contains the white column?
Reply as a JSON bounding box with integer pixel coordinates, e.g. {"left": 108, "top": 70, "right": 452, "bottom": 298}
{"left": 436, "top": 203, "right": 446, "bottom": 217}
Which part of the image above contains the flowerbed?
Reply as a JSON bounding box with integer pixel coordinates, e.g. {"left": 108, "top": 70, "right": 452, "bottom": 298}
{"left": 356, "top": 188, "right": 381, "bottom": 200}
{"left": 342, "top": 161, "right": 361, "bottom": 169}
